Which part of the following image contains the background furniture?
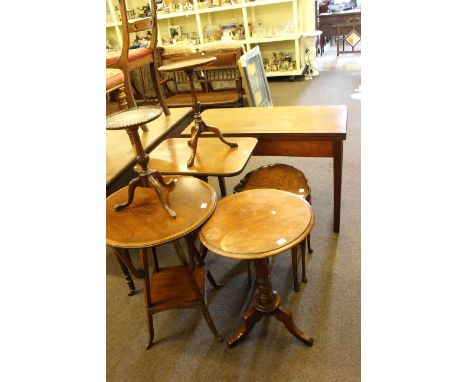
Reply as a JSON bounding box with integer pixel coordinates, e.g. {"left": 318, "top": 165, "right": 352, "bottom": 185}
{"left": 334, "top": 21, "right": 361, "bottom": 56}
{"left": 106, "top": 68, "right": 128, "bottom": 112}
{"left": 147, "top": 137, "right": 257, "bottom": 197}
{"left": 318, "top": 8, "right": 360, "bottom": 54}
{"left": 106, "top": 0, "right": 318, "bottom": 79}
{"left": 160, "top": 48, "right": 244, "bottom": 108}
{"left": 106, "top": 176, "right": 221, "bottom": 348}
{"left": 199, "top": 189, "right": 314, "bottom": 347}
{"left": 233, "top": 163, "right": 313, "bottom": 291}
{"left": 181, "top": 105, "right": 347, "bottom": 232}
{"left": 106, "top": 0, "right": 170, "bottom": 114}
{"left": 106, "top": 107, "right": 192, "bottom": 196}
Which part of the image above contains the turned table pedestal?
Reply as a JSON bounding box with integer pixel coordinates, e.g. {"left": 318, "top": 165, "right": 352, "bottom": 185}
{"left": 199, "top": 189, "right": 315, "bottom": 347}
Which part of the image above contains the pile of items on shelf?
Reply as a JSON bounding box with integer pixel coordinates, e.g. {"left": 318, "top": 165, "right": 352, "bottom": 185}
{"left": 263, "top": 51, "right": 296, "bottom": 73}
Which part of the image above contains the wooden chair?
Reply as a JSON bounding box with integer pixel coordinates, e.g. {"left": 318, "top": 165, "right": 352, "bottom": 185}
{"left": 334, "top": 19, "right": 361, "bottom": 57}
{"left": 233, "top": 163, "right": 314, "bottom": 292}
{"left": 106, "top": 0, "right": 169, "bottom": 115}
{"left": 159, "top": 49, "right": 244, "bottom": 109}
{"left": 106, "top": 68, "right": 128, "bottom": 112}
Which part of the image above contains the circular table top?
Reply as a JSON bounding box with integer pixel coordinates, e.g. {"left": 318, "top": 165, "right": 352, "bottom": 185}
{"left": 158, "top": 57, "right": 216, "bottom": 72}
{"left": 199, "top": 189, "right": 314, "bottom": 260}
{"left": 106, "top": 177, "right": 216, "bottom": 248}
{"left": 106, "top": 106, "right": 162, "bottom": 131}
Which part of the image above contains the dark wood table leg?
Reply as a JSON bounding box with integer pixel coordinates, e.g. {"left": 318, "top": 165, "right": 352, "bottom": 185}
{"left": 333, "top": 140, "right": 343, "bottom": 233}
{"left": 113, "top": 248, "right": 136, "bottom": 296}
{"left": 217, "top": 176, "right": 227, "bottom": 197}
{"left": 227, "top": 258, "right": 313, "bottom": 347}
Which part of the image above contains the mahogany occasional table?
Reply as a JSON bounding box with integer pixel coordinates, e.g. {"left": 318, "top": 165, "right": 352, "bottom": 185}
{"left": 199, "top": 189, "right": 315, "bottom": 347}
{"left": 146, "top": 137, "right": 258, "bottom": 197}
{"left": 107, "top": 176, "right": 221, "bottom": 349}
{"left": 106, "top": 106, "right": 176, "bottom": 218}
{"left": 158, "top": 57, "right": 238, "bottom": 167}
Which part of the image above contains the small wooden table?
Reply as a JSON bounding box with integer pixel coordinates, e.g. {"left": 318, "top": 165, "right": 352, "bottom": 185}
{"left": 107, "top": 176, "right": 221, "bottom": 348}
{"left": 181, "top": 105, "right": 347, "bottom": 232}
{"left": 159, "top": 57, "right": 238, "bottom": 167}
{"left": 199, "top": 189, "right": 315, "bottom": 347}
{"left": 147, "top": 137, "right": 258, "bottom": 196}
{"left": 106, "top": 107, "right": 193, "bottom": 196}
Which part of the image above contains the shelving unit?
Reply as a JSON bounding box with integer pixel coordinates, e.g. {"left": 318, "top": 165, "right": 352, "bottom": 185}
{"left": 106, "top": 0, "right": 317, "bottom": 78}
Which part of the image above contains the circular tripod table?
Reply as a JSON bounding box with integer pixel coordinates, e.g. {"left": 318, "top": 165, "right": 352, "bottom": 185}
{"left": 199, "top": 189, "right": 315, "bottom": 347}
{"left": 107, "top": 176, "right": 222, "bottom": 348}
{"left": 159, "top": 57, "right": 238, "bottom": 167}
{"left": 106, "top": 106, "right": 176, "bottom": 218}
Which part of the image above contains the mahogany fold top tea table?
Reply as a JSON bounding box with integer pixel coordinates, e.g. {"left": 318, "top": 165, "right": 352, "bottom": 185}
{"left": 180, "top": 105, "right": 347, "bottom": 233}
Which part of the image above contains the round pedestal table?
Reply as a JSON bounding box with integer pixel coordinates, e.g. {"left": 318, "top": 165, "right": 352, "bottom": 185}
{"left": 199, "top": 189, "right": 315, "bottom": 347}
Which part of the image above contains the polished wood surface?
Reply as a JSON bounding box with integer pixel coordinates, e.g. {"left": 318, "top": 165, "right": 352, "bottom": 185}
{"left": 181, "top": 105, "right": 346, "bottom": 233}
{"left": 106, "top": 107, "right": 192, "bottom": 188}
{"left": 158, "top": 57, "right": 216, "bottom": 72}
{"left": 106, "top": 176, "right": 216, "bottom": 248}
{"left": 200, "top": 189, "right": 314, "bottom": 260}
{"left": 147, "top": 137, "right": 257, "bottom": 176}
{"left": 180, "top": 106, "right": 346, "bottom": 138}
{"left": 199, "top": 189, "right": 314, "bottom": 347}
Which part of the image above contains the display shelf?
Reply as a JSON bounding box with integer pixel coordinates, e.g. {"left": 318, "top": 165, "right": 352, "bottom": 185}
{"left": 197, "top": 3, "right": 245, "bottom": 14}
{"left": 265, "top": 65, "right": 304, "bottom": 77}
{"left": 243, "top": 0, "right": 294, "bottom": 8}
{"left": 248, "top": 33, "right": 302, "bottom": 44}
{"left": 158, "top": 10, "right": 197, "bottom": 20}
{"left": 106, "top": 0, "right": 317, "bottom": 78}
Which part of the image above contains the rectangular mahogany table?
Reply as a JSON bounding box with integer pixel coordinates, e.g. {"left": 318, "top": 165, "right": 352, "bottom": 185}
{"left": 106, "top": 107, "right": 193, "bottom": 196}
{"left": 180, "top": 105, "right": 347, "bottom": 233}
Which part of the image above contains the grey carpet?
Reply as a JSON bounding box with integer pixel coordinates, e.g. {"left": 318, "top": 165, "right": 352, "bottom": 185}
{"left": 107, "top": 62, "right": 361, "bottom": 381}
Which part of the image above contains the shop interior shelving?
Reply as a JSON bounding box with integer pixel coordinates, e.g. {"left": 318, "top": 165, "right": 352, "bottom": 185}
{"left": 107, "top": 0, "right": 316, "bottom": 78}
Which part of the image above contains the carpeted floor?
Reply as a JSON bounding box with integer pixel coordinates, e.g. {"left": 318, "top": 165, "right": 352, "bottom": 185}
{"left": 106, "top": 49, "right": 361, "bottom": 381}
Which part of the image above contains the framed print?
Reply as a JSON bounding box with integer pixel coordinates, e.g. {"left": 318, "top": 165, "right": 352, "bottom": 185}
{"left": 238, "top": 46, "right": 273, "bottom": 107}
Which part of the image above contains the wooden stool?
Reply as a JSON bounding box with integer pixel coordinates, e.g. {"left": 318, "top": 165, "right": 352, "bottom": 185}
{"left": 200, "top": 189, "right": 315, "bottom": 347}
{"left": 234, "top": 163, "right": 313, "bottom": 292}
{"left": 147, "top": 137, "right": 257, "bottom": 197}
{"left": 107, "top": 176, "right": 222, "bottom": 349}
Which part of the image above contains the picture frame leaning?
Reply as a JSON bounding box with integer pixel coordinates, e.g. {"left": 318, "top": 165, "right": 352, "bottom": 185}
{"left": 238, "top": 46, "right": 273, "bottom": 107}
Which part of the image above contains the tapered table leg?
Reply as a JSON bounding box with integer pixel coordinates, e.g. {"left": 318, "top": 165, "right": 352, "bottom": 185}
{"left": 113, "top": 249, "right": 136, "bottom": 296}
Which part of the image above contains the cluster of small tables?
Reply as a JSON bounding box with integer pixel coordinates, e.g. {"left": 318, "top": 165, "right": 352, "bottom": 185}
{"left": 106, "top": 57, "right": 347, "bottom": 349}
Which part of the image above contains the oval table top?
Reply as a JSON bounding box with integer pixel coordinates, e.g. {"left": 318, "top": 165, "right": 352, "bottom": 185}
{"left": 158, "top": 57, "right": 216, "bottom": 72}
{"left": 106, "top": 106, "right": 163, "bottom": 130}
{"left": 199, "top": 189, "right": 314, "bottom": 260}
{"left": 106, "top": 176, "right": 216, "bottom": 248}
